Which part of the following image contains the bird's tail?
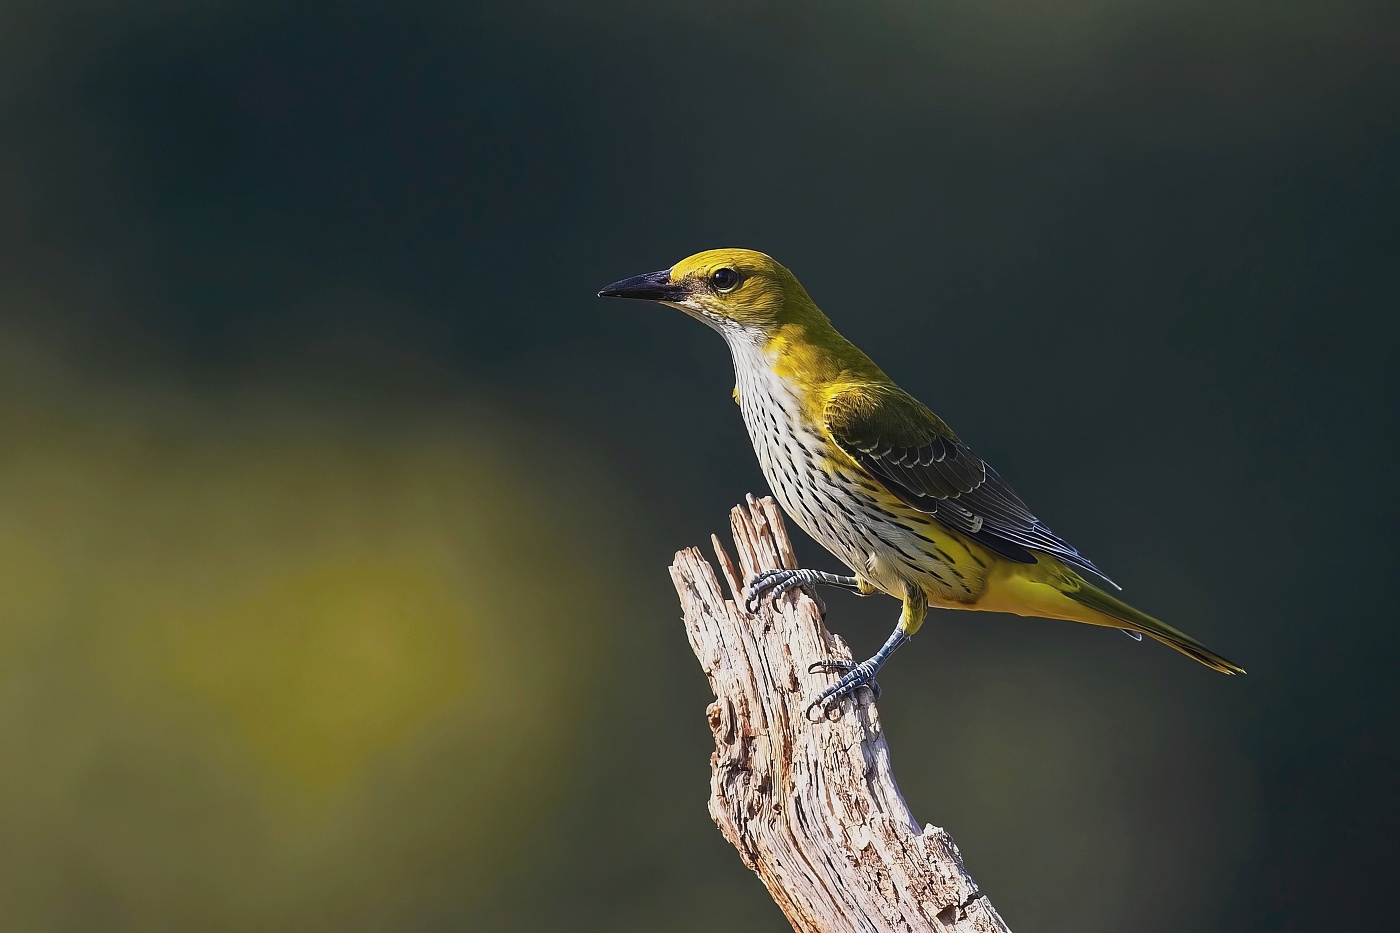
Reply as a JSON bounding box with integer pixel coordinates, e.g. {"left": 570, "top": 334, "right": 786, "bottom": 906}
{"left": 1063, "top": 581, "right": 1245, "bottom": 675}
{"left": 981, "top": 568, "right": 1245, "bottom": 675}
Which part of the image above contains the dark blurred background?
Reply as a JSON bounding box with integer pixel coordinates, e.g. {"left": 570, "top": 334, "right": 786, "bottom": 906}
{"left": 0, "top": 1, "right": 1396, "bottom": 930}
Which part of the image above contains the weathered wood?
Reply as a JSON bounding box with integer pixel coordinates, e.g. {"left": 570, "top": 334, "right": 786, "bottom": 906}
{"left": 669, "top": 495, "right": 1011, "bottom": 933}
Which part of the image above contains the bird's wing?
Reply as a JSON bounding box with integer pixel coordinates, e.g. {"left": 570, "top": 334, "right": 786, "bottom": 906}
{"left": 824, "top": 384, "right": 1113, "bottom": 584}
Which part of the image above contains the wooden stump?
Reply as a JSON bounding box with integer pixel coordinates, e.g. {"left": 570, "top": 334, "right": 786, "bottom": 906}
{"left": 669, "top": 495, "right": 1011, "bottom": 933}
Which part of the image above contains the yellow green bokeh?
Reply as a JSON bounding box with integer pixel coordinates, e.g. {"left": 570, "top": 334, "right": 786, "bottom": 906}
{"left": 0, "top": 340, "right": 623, "bottom": 928}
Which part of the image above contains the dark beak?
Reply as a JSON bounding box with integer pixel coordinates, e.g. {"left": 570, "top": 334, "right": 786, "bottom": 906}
{"left": 597, "top": 269, "right": 687, "bottom": 301}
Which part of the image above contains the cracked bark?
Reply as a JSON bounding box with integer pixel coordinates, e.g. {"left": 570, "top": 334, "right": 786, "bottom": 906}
{"left": 669, "top": 495, "right": 1012, "bottom": 933}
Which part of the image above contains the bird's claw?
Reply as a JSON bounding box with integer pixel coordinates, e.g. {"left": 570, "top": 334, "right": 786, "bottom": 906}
{"left": 744, "top": 568, "right": 789, "bottom": 612}
{"left": 805, "top": 658, "right": 881, "bottom": 719}
{"left": 745, "top": 569, "right": 825, "bottom": 615}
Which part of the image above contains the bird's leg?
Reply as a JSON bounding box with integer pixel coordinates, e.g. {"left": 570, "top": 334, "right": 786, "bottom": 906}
{"left": 745, "top": 568, "right": 869, "bottom": 615}
{"left": 807, "top": 629, "right": 907, "bottom": 712}
{"left": 806, "top": 587, "right": 926, "bottom": 718}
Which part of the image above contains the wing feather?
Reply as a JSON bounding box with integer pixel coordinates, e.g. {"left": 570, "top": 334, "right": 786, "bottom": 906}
{"left": 825, "top": 385, "right": 1115, "bottom": 584}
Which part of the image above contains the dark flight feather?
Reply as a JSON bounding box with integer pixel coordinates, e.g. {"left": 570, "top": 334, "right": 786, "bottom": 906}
{"left": 825, "top": 385, "right": 1116, "bottom": 585}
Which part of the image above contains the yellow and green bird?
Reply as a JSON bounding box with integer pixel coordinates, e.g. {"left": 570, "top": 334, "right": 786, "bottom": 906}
{"left": 600, "top": 248, "right": 1243, "bottom": 712}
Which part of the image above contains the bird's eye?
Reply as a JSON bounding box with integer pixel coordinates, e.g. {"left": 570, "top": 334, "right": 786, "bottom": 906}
{"left": 711, "top": 268, "right": 740, "bottom": 292}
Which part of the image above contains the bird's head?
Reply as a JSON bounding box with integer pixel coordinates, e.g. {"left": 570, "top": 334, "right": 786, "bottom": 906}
{"left": 598, "top": 248, "right": 822, "bottom": 336}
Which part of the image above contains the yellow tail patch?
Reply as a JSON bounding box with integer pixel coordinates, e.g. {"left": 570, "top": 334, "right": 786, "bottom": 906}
{"left": 976, "top": 567, "right": 1245, "bottom": 675}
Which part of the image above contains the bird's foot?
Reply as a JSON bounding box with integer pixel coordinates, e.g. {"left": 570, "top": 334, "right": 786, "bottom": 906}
{"left": 745, "top": 568, "right": 827, "bottom": 615}
{"left": 805, "top": 658, "right": 882, "bottom": 718}
{"left": 803, "top": 628, "right": 910, "bottom": 720}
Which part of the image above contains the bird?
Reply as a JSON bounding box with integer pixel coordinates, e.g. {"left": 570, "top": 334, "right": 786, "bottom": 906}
{"left": 599, "top": 248, "right": 1243, "bottom": 714}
